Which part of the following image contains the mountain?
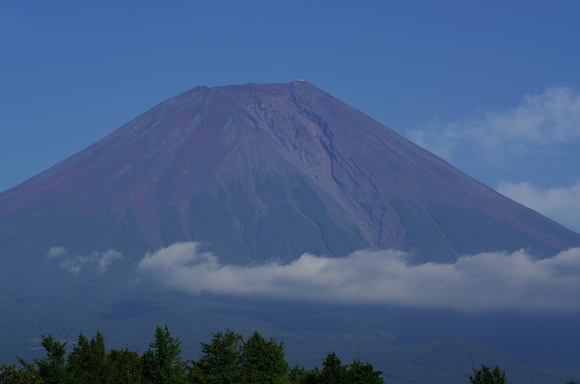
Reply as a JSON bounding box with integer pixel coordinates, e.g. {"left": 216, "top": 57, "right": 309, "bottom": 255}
{"left": 1, "top": 80, "right": 579, "bottom": 266}
{"left": 3, "top": 81, "right": 580, "bottom": 384}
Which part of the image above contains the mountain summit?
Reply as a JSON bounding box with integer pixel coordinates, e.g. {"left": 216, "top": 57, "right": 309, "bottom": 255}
{"left": 1, "top": 81, "right": 579, "bottom": 264}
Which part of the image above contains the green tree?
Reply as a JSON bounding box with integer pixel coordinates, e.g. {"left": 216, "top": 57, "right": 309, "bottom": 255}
{"left": 239, "top": 331, "right": 289, "bottom": 384}
{"left": 5, "top": 327, "right": 386, "bottom": 384}
{"left": 189, "top": 329, "right": 243, "bottom": 384}
{"left": 303, "top": 353, "right": 385, "bottom": 384}
{"left": 345, "top": 358, "right": 384, "bottom": 384}
{"left": 143, "top": 324, "right": 186, "bottom": 384}
{"left": 66, "top": 331, "right": 109, "bottom": 383}
{"left": 469, "top": 365, "right": 507, "bottom": 384}
{"left": 33, "top": 334, "right": 68, "bottom": 384}
{"left": 108, "top": 348, "right": 143, "bottom": 383}
{"left": 289, "top": 365, "right": 319, "bottom": 384}
{"left": 319, "top": 352, "right": 347, "bottom": 384}
{"left": 0, "top": 362, "right": 42, "bottom": 384}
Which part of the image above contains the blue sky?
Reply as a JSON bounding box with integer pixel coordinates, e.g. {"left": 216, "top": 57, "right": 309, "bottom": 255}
{"left": 2, "top": 0, "right": 580, "bottom": 232}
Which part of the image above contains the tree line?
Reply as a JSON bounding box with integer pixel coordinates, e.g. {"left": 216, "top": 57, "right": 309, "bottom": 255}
{"left": 467, "top": 364, "right": 578, "bottom": 384}
{"left": 0, "top": 325, "right": 384, "bottom": 383}
{"left": 2, "top": 326, "right": 578, "bottom": 384}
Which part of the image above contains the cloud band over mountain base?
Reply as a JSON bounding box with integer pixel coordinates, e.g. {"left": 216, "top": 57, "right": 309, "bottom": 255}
{"left": 136, "top": 242, "right": 580, "bottom": 313}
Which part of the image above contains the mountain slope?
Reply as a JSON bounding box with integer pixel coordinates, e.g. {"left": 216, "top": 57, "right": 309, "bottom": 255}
{"left": 1, "top": 80, "right": 579, "bottom": 264}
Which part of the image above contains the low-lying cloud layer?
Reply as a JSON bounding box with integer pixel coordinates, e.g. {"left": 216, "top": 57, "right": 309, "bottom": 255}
{"left": 137, "top": 242, "right": 580, "bottom": 313}
{"left": 47, "top": 247, "right": 123, "bottom": 274}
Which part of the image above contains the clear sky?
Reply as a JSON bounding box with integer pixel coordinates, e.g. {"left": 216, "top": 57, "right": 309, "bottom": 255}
{"left": 2, "top": 0, "right": 580, "bottom": 232}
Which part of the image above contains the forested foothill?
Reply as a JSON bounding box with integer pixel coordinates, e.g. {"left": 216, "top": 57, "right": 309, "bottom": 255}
{"left": 0, "top": 325, "right": 385, "bottom": 383}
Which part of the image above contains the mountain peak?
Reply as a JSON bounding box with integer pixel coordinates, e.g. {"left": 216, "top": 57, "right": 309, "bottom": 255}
{"left": 1, "top": 82, "right": 579, "bottom": 265}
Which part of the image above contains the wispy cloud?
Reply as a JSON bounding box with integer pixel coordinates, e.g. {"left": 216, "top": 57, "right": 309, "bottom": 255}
{"left": 408, "top": 86, "right": 580, "bottom": 160}
{"left": 137, "top": 242, "right": 580, "bottom": 313}
{"left": 47, "top": 247, "right": 123, "bottom": 274}
{"left": 497, "top": 181, "right": 580, "bottom": 232}
{"left": 47, "top": 246, "right": 66, "bottom": 259}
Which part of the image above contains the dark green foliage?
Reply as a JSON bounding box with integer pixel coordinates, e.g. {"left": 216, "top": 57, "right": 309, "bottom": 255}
{"left": 469, "top": 365, "right": 507, "bottom": 384}
{"left": 239, "top": 331, "right": 289, "bottom": 384}
{"left": 345, "top": 359, "right": 385, "bottom": 384}
{"left": 289, "top": 365, "right": 319, "bottom": 384}
{"left": 0, "top": 362, "right": 42, "bottom": 384}
{"left": 316, "top": 353, "right": 384, "bottom": 384}
{"left": 190, "top": 329, "right": 289, "bottom": 383}
{"left": 320, "top": 352, "right": 347, "bottom": 384}
{"left": 143, "top": 324, "right": 186, "bottom": 384}
{"left": 289, "top": 352, "right": 384, "bottom": 384}
{"left": 66, "top": 331, "right": 108, "bottom": 383}
{"left": 108, "top": 348, "right": 142, "bottom": 383}
{"left": 33, "top": 335, "right": 67, "bottom": 384}
{"left": 5, "top": 327, "right": 384, "bottom": 384}
{"left": 189, "top": 329, "right": 244, "bottom": 383}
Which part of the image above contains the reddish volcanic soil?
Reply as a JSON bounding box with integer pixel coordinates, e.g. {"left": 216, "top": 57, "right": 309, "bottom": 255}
{"left": 1, "top": 81, "right": 579, "bottom": 263}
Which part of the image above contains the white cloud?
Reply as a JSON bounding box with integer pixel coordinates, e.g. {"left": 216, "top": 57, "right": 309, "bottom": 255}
{"left": 137, "top": 242, "right": 580, "bottom": 313}
{"left": 47, "top": 246, "right": 66, "bottom": 259}
{"left": 408, "top": 86, "right": 580, "bottom": 159}
{"left": 48, "top": 247, "right": 123, "bottom": 274}
{"left": 96, "top": 250, "right": 124, "bottom": 274}
{"left": 497, "top": 181, "right": 580, "bottom": 232}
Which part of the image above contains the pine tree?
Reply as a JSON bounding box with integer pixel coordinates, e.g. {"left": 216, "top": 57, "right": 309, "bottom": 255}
{"left": 108, "top": 348, "right": 143, "bottom": 383}
{"left": 469, "top": 365, "right": 507, "bottom": 384}
{"left": 143, "top": 324, "right": 185, "bottom": 384}
{"left": 66, "top": 331, "right": 109, "bottom": 384}
{"left": 33, "top": 334, "right": 68, "bottom": 384}
{"left": 190, "top": 329, "right": 243, "bottom": 384}
{"left": 346, "top": 358, "right": 384, "bottom": 384}
{"left": 0, "top": 362, "right": 42, "bottom": 384}
{"left": 319, "top": 352, "right": 347, "bottom": 384}
{"left": 239, "top": 331, "right": 289, "bottom": 384}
